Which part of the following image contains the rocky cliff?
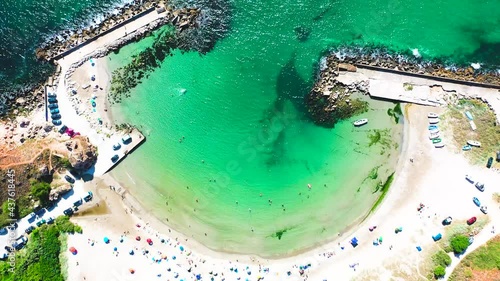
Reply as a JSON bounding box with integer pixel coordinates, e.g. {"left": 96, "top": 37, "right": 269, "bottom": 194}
{"left": 67, "top": 136, "right": 98, "bottom": 171}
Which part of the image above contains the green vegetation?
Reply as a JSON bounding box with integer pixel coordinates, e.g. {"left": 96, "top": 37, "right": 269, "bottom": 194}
{"left": 271, "top": 227, "right": 293, "bottom": 240}
{"left": 433, "top": 250, "right": 452, "bottom": 267}
{"left": 433, "top": 265, "right": 446, "bottom": 278}
{"left": 387, "top": 103, "right": 403, "bottom": 123}
{"left": 403, "top": 83, "right": 414, "bottom": 91}
{"left": 449, "top": 236, "right": 500, "bottom": 281}
{"left": 369, "top": 172, "right": 395, "bottom": 213}
{"left": 52, "top": 156, "right": 72, "bottom": 170}
{"left": 450, "top": 234, "right": 470, "bottom": 254}
{"left": 368, "top": 130, "right": 381, "bottom": 147}
{"left": 444, "top": 99, "right": 500, "bottom": 165}
{"left": 109, "top": 26, "right": 176, "bottom": 103}
{"left": 368, "top": 166, "right": 379, "bottom": 180}
{"left": 55, "top": 216, "right": 83, "bottom": 234}
{"left": 367, "top": 129, "right": 394, "bottom": 154}
{"left": 0, "top": 217, "right": 82, "bottom": 280}
{"left": 30, "top": 180, "right": 51, "bottom": 206}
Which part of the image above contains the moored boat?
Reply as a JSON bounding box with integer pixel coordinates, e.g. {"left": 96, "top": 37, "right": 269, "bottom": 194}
{"left": 429, "top": 129, "right": 439, "bottom": 134}
{"left": 429, "top": 119, "right": 439, "bottom": 124}
{"left": 467, "top": 140, "right": 481, "bottom": 147}
{"left": 428, "top": 125, "right": 438, "bottom": 130}
{"left": 432, "top": 138, "right": 442, "bottom": 144}
{"left": 462, "top": 145, "right": 472, "bottom": 151}
{"left": 429, "top": 133, "right": 440, "bottom": 140}
{"left": 428, "top": 112, "right": 439, "bottom": 118}
{"left": 434, "top": 142, "right": 445, "bottom": 148}
{"left": 353, "top": 119, "right": 368, "bottom": 127}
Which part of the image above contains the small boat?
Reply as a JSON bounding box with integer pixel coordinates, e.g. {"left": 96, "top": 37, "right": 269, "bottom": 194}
{"left": 428, "top": 112, "right": 439, "bottom": 118}
{"left": 462, "top": 145, "right": 472, "bottom": 151}
{"left": 429, "top": 119, "right": 439, "bottom": 124}
{"left": 432, "top": 138, "right": 442, "bottom": 144}
{"left": 467, "top": 140, "right": 481, "bottom": 147}
{"left": 428, "top": 125, "right": 438, "bottom": 130}
{"left": 465, "top": 111, "right": 473, "bottom": 120}
{"left": 429, "top": 133, "right": 440, "bottom": 140}
{"left": 429, "top": 129, "right": 439, "bottom": 134}
{"left": 434, "top": 142, "right": 445, "bottom": 148}
{"left": 353, "top": 119, "right": 368, "bottom": 127}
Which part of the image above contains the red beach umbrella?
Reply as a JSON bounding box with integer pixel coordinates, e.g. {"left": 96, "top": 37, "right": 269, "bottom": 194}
{"left": 146, "top": 238, "right": 153, "bottom": 245}
{"left": 135, "top": 236, "right": 141, "bottom": 241}
{"left": 69, "top": 247, "right": 77, "bottom": 254}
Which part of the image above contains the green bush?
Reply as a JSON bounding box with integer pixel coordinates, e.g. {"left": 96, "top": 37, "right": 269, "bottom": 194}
{"left": 55, "top": 215, "right": 82, "bottom": 234}
{"left": 434, "top": 265, "right": 446, "bottom": 279}
{"left": 450, "top": 235, "right": 470, "bottom": 254}
{"left": 31, "top": 181, "right": 51, "bottom": 205}
{"left": 433, "top": 250, "right": 452, "bottom": 267}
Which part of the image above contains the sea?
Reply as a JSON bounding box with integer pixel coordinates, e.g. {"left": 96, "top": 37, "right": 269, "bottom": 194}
{"left": 1, "top": 0, "right": 499, "bottom": 256}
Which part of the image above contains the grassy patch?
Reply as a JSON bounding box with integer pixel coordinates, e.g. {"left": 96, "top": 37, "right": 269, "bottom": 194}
{"left": 0, "top": 217, "right": 82, "bottom": 280}
{"left": 440, "top": 217, "right": 490, "bottom": 253}
{"left": 449, "top": 235, "right": 500, "bottom": 281}
{"left": 443, "top": 99, "right": 500, "bottom": 165}
{"left": 369, "top": 172, "right": 395, "bottom": 214}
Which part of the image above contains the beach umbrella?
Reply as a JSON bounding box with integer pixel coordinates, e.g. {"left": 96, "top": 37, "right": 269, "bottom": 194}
{"left": 120, "top": 237, "right": 123, "bottom": 243}
{"left": 69, "top": 247, "right": 77, "bottom": 255}
{"left": 172, "top": 256, "right": 176, "bottom": 260}
{"left": 129, "top": 250, "right": 134, "bottom": 255}
{"left": 161, "top": 238, "right": 165, "bottom": 243}
{"left": 113, "top": 247, "right": 117, "bottom": 251}
{"left": 196, "top": 274, "right": 201, "bottom": 280}
{"left": 179, "top": 246, "right": 184, "bottom": 251}
{"left": 147, "top": 238, "right": 153, "bottom": 245}
{"left": 161, "top": 254, "right": 168, "bottom": 259}
{"left": 129, "top": 268, "right": 135, "bottom": 274}
{"left": 104, "top": 237, "right": 110, "bottom": 244}
{"left": 135, "top": 236, "right": 141, "bottom": 241}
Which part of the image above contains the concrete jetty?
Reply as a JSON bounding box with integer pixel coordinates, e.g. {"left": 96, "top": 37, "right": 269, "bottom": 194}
{"left": 93, "top": 129, "right": 145, "bottom": 176}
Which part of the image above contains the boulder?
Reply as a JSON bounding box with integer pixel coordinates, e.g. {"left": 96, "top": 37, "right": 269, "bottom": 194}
{"left": 49, "top": 184, "right": 73, "bottom": 201}
{"left": 68, "top": 136, "right": 98, "bottom": 171}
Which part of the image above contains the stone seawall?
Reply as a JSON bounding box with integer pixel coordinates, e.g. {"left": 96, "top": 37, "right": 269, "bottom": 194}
{"left": 36, "top": 0, "right": 200, "bottom": 62}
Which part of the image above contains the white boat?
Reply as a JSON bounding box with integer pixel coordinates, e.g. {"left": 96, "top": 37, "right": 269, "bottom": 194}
{"left": 429, "top": 133, "right": 440, "bottom": 139}
{"left": 353, "top": 119, "right": 368, "bottom": 127}
{"left": 429, "top": 129, "right": 439, "bottom": 134}
{"left": 429, "top": 119, "right": 439, "bottom": 124}
{"left": 428, "top": 112, "right": 439, "bottom": 118}
{"left": 434, "top": 142, "right": 445, "bottom": 148}
{"left": 467, "top": 140, "right": 481, "bottom": 147}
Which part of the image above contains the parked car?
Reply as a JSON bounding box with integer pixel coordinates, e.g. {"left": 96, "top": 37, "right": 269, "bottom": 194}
{"left": 480, "top": 206, "right": 488, "bottom": 214}
{"left": 58, "top": 125, "right": 68, "bottom": 134}
{"left": 73, "top": 199, "right": 83, "bottom": 207}
{"left": 475, "top": 182, "right": 485, "bottom": 192}
{"left": 25, "top": 226, "right": 35, "bottom": 234}
{"left": 64, "top": 175, "right": 75, "bottom": 183}
{"left": 122, "top": 134, "right": 132, "bottom": 144}
{"left": 486, "top": 157, "right": 493, "bottom": 168}
{"left": 46, "top": 217, "right": 55, "bottom": 224}
{"left": 50, "top": 108, "right": 59, "bottom": 114}
{"left": 13, "top": 236, "right": 27, "bottom": 250}
{"left": 83, "top": 191, "right": 93, "bottom": 202}
{"left": 112, "top": 143, "right": 121, "bottom": 150}
{"left": 51, "top": 113, "right": 61, "bottom": 120}
{"left": 111, "top": 154, "right": 119, "bottom": 163}
{"left": 0, "top": 228, "right": 7, "bottom": 235}
{"left": 52, "top": 120, "right": 62, "bottom": 126}
{"left": 63, "top": 208, "right": 74, "bottom": 216}
{"left": 48, "top": 98, "right": 58, "bottom": 104}
{"left": 432, "top": 233, "right": 442, "bottom": 241}
{"left": 35, "top": 208, "right": 46, "bottom": 217}
{"left": 36, "top": 219, "right": 46, "bottom": 227}
{"left": 4, "top": 246, "right": 13, "bottom": 253}
{"left": 467, "top": 216, "right": 477, "bottom": 225}
{"left": 7, "top": 222, "right": 18, "bottom": 231}
{"left": 442, "top": 216, "right": 452, "bottom": 225}
{"left": 473, "top": 197, "right": 480, "bottom": 207}
{"left": 465, "top": 174, "right": 474, "bottom": 183}
{"left": 48, "top": 103, "right": 58, "bottom": 109}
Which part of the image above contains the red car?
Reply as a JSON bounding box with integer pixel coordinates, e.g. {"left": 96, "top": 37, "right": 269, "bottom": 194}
{"left": 467, "top": 217, "right": 477, "bottom": 225}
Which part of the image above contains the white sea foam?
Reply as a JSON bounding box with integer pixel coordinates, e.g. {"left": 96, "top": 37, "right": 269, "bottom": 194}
{"left": 412, "top": 48, "right": 421, "bottom": 58}
{"left": 471, "top": 63, "right": 481, "bottom": 69}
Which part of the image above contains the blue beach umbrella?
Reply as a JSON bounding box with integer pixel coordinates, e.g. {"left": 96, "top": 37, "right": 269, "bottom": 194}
{"left": 172, "top": 256, "right": 176, "bottom": 260}
{"left": 129, "top": 250, "right": 134, "bottom": 255}
{"left": 113, "top": 247, "right": 117, "bottom": 251}
{"left": 179, "top": 246, "right": 184, "bottom": 251}
{"left": 104, "top": 237, "right": 110, "bottom": 243}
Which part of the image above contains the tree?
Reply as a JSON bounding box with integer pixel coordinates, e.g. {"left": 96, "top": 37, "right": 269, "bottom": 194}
{"left": 450, "top": 234, "right": 470, "bottom": 254}
{"left": 31, "top": 181, "right": 51, "bottom": 205}
{"left": 434, "top": 265, "right": 446, "bottom": 279}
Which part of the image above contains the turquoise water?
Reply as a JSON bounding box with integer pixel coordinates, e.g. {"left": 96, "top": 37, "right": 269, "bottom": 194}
{"left": 107, "top": 0, "right": 500, "bottom": 256}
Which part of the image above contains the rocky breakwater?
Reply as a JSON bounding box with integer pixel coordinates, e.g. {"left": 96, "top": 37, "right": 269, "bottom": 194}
{"left": 35, "top": 0, "right": 200, "bottom": 61}
{"left": 306, "top": 58, "right": 369, "bottom": 128}
{"left": 334, "top": 49, "right": 500, "bottom": 86}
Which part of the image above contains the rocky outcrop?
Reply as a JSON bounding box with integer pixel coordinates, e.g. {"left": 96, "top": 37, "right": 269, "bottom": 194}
{"left": 306, "top": 59, "right": 369, "bottom": 127}
{"left": 67, "top": 136, "right": 98, "bottom": 171}
{"left": 49, "top": 184, "right": 73, "bottom": 201}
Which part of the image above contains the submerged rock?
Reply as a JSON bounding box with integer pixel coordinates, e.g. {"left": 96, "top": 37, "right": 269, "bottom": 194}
{"left": 294, "top": 26, "right": 312, "bottom": 42}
